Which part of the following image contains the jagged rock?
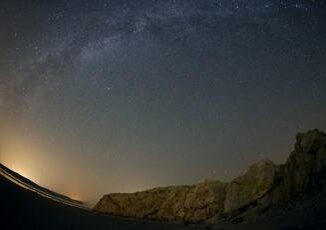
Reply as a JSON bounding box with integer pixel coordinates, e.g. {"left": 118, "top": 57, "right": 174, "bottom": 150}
{"left": 269, "top": 129, "right": 326, "bottom": 203}
{"left": 94, "top": 129, "right": 326, "bottom": 223}
{"left": 182, "top": 180, "right": 227, "bottom": 222}
{"left": 94, "top": 181, "right": 227, "bottom": 222}
{"left": 224, "top": 159, "right": 279, "bottom": 213}
{"left": 94, "top": 186, "right": 187, "bottom": 219}
{"left": 295, "top": 129, "right": 326, "bottom": 154}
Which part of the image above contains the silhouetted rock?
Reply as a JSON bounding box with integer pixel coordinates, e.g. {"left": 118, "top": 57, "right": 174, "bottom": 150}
{"left": 267, "top": 129, "right": 326, "bottom": 204}
{"left": 94, "top": 129, "right": 326, "bottom": 224}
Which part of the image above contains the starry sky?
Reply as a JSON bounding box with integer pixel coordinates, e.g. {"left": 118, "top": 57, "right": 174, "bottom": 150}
{"left": 0, "top": 0, "right": 326, "bottom": 205}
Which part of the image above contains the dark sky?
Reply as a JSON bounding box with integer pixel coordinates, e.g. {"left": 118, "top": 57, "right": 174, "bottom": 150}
{"left": 1, "top": 0, "right": 326, "bottom": 204}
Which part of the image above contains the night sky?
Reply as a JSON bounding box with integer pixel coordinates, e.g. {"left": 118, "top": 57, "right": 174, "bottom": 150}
{"left": 1, "top": 0, "right": 326, "bottom": 205}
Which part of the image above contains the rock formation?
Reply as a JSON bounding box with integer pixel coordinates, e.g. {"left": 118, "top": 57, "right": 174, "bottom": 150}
{"left": 223, "top": 159, "right": 279, "bottom": 213}
{"left": 94, "top": 129, "right": 326, "bottom": 223}
{"left": 95, "top": 181, "right": 227, "bottom": 222}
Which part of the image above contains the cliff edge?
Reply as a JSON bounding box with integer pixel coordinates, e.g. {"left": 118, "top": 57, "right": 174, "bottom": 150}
{"left": 94, "top": 129, "right": 326, "bottom": 223}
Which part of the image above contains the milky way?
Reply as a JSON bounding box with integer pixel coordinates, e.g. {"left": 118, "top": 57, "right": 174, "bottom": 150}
{"left": 1, "top": 0, "right": 326, "bottom": 204}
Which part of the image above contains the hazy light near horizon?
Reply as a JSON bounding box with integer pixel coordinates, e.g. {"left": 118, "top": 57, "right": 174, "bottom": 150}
{"left": 1, "top": 132, "right": 86, "bottom": 201}
{"left": 2, "top": 135, "right": 39, "bottom": 183}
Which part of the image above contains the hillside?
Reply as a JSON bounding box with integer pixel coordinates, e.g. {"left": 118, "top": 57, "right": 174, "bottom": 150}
{"left": 94, "top": 129, "right": 326, "bottom": 228}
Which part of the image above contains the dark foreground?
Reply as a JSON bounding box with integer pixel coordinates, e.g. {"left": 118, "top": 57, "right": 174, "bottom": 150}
{"left": 0, "top": 174, "right": 204, "bottom": 230}
{"left": 2, "top": 172, "right": 326, "bottom": 229}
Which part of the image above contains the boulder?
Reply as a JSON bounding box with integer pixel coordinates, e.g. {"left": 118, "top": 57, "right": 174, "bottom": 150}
{"left": 224, "top": 159, "right": 279, "bottom": 213}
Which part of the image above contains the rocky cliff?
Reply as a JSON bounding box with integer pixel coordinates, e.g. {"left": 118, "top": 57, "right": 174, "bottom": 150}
{"left": 94, "top": 129, "right": 326, "bottom": 223}
{"left": 95, "top": 181, "right": 228, "bottom": 222}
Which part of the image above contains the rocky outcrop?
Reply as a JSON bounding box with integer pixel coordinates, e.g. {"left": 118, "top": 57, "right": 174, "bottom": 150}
{"left": 95, "top": 181, "right": 227, "bottom": 222}
{"left": 267, "top": 129, "right": 326, "bottom": 204}
{"left": 94, "top": 129, "right": 326, "bottom": 223}
{"left": 224, "top": 159, "right": 280, "bottom": 213}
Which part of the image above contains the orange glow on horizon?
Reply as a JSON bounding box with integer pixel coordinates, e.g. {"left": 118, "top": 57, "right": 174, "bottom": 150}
{"left": 1, "top": 128, "right": 89, "bottom": 203}
{"left": 65, "top": 191, "right": 83, "bottom": 201}
{"left": 8, "top": 164, "right": 38, "bottom": 182}
{"left": 1, "top": 134, "right": 41, "bottom": 183}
